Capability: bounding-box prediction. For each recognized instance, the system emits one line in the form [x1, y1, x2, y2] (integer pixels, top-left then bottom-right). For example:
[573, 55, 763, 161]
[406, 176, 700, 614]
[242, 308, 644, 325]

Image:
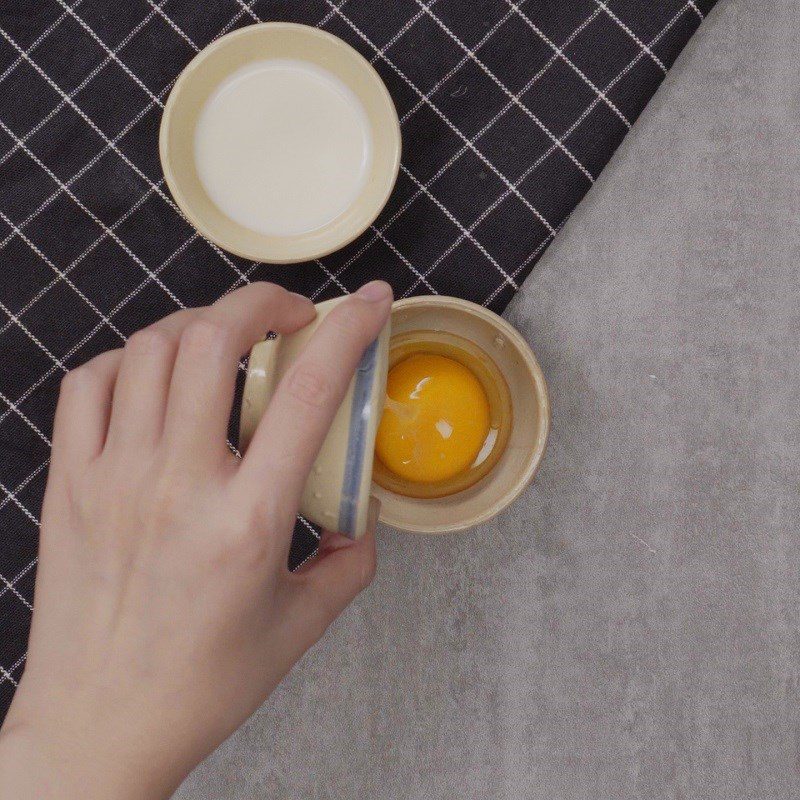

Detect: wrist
[0, 684, 186, 800]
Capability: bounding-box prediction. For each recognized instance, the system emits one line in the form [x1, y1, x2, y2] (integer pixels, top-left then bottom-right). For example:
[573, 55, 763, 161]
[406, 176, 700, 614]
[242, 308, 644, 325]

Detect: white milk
[195, 59, 372, 237]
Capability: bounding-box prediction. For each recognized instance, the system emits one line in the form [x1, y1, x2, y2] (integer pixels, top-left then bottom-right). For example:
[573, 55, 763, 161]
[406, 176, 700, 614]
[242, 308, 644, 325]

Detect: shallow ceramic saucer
[160, 22, 401, 264]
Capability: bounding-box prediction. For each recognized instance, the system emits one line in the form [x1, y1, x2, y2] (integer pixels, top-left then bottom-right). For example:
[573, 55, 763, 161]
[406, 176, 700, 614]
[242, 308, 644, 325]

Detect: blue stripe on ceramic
[338, 338, 380, 537]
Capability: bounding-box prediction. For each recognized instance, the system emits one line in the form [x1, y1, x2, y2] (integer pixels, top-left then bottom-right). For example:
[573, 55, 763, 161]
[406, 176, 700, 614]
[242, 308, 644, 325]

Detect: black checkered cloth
[0, 0, 717, 719]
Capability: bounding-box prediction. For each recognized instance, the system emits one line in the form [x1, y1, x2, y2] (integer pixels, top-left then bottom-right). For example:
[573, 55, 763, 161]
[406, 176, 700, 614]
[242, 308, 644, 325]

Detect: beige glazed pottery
[239, 297, 391, 539]
[240, 295, 550, 537]
[160, 22, 401, 263]
[375, 297, 550, 534]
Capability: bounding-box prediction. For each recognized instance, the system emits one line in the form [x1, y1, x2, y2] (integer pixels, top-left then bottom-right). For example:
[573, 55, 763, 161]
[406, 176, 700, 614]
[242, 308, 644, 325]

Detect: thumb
[287, 498, 380, 641]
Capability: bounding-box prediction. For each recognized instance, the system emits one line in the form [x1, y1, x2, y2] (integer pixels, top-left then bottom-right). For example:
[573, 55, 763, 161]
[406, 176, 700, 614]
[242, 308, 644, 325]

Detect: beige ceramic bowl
[239, 295, 550, 537]
[375, 297, 550, 534]
[160, 22, 401, 263]
[239, 297, 390, 539]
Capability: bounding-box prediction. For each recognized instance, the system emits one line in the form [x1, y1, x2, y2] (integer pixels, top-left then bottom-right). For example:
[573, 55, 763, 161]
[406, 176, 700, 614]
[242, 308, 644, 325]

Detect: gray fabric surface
[176, 3, 800, 798]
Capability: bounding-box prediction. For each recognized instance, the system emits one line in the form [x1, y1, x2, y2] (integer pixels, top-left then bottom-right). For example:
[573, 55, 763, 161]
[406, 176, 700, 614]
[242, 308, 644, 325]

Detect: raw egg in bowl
[238, 295, 549, 537]
[373, 331, 512, 498]
[373, 296, 549, 534]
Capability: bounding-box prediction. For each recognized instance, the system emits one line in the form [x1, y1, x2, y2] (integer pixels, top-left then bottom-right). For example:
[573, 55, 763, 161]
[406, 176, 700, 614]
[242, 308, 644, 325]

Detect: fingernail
[356, 281, 392, 303]
[367, 496, 381, 528]
[289, 291, 313, 304]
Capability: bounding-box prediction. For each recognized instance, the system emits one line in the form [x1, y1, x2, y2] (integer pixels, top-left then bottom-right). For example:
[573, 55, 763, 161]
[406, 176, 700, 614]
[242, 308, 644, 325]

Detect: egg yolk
[375, 353, 491, 484]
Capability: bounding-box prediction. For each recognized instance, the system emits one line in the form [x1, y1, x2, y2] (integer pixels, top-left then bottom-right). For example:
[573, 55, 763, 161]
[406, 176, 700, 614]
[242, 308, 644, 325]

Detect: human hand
[0, 280, 393, 799]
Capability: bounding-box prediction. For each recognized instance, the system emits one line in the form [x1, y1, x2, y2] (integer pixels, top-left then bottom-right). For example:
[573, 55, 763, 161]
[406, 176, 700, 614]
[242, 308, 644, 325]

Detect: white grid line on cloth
[0, 68, 351, 437]
[594, 1, 667, 73]
[234, 0, 446, 294]
[0, 460, 48, 514]
[0, 1, 698, 455]
[400, 163, 519, 290]
[233, 0, 344, 31]
[0, 205, 126, 344]
[367, 2, 433, 63]
[298, 516, 322, 542]
[54, 0, 164, 106]
[326, 0, 559, 272]
[0, 570, 33, 611]
[688, 1, 704, 18]
[313, 0, 346, 31]
[0, 177, 164, 337]
[0, 2, 163, 171]
[0, 654, 27, 689]
[0, 0, 83, 86]
[0, 469, 44, 525]
[0, 117, 186, 309]
[483, 222, 564, 306]
[0, 225, 198, 433]
[0, 666, 18, 688]
[0, 559, 39, 603]
[0, 384, 53, 449]
[394, 7, 608, 300]
[373, 227, 438, 293]
[233, 0, 262, 24]
[146, 0, 205, 50]
[0, 23, 251, 287]
[0, 0, 270, 328]
[478, 0, 698, 305]
[414, 0, 595, 183]
[0, 292, 67, 375]
[504, 0, 631, 129]
[314, 2, 603, 301]
[307, 0, 527, 299]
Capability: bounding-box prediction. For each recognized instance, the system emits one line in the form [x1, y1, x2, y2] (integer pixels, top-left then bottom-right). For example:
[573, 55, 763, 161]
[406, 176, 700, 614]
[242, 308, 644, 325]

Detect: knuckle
[126, 326, 173, 356]
[327, 303, 366, 339]
[147, 472, 186, 529]
[252, 282, 283, 304]
[244, 494, 281, 532]
[180, 317, 229, 352]
[59, 349, 121, 395]
[286, 365, 333, 409]
[69, 469, 102, 520]
[59, 366, 89, 394]
[214, 505, 277, 567]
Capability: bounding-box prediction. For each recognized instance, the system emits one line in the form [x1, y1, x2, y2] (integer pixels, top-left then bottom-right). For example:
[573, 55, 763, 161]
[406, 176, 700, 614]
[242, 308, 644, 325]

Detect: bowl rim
[377, 296, 551, 534]
[159, 21, 401, 264]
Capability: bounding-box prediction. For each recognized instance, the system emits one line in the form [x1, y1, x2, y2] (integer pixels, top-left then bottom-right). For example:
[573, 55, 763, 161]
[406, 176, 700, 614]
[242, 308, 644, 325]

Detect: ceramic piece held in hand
[239, 295, 550, 537]
[160, 22, 401, 263]
[239, 297, 390, 539]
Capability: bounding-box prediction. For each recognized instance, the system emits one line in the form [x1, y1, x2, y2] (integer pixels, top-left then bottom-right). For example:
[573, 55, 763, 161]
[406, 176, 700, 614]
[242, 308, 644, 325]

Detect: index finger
[236, 281, 392, 526]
